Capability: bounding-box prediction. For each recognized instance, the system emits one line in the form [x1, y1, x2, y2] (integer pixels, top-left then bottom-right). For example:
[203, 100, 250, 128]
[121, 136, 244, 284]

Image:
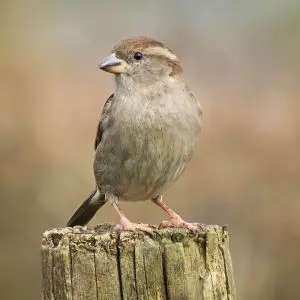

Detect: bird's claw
[115, 221, 154, 233]
[159, 218, 199, 232]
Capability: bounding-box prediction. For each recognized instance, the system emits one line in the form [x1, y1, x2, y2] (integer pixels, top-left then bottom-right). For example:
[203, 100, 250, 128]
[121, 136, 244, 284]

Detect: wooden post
[41, 224, 236, 300]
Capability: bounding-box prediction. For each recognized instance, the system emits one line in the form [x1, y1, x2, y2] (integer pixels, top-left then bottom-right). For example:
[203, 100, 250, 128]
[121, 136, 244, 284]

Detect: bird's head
[98, 37, 182, 87]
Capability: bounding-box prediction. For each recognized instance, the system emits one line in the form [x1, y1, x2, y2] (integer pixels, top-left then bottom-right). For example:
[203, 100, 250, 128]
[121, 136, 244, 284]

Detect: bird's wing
[94, 94, 114, 150]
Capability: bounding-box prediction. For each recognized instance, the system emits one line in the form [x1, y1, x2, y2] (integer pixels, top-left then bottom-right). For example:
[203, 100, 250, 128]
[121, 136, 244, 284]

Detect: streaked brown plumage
[67, 37, 202, 231]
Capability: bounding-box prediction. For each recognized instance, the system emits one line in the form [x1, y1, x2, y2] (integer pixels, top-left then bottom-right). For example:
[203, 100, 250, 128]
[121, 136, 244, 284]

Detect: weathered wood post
[41, 224, 236, 300]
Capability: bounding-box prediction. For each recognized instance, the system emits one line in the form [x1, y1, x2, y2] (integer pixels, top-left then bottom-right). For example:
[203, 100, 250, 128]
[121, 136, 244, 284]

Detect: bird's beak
[98, 53, 128, 74]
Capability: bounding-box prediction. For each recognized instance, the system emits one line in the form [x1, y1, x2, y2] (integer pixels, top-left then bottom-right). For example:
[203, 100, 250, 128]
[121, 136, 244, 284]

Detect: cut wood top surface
[42, 223, 229, 249]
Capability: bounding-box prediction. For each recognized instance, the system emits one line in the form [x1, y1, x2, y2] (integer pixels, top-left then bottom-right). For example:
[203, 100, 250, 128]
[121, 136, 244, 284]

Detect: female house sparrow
[67, 37, 202, 232]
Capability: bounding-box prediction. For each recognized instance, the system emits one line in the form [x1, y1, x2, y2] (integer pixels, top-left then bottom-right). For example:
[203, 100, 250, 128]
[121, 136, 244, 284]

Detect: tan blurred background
[1, 1, 300, 299]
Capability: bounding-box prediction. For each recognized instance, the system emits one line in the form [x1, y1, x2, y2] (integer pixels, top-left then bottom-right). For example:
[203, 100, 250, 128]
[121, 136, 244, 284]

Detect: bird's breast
[94, 90, 201, 201]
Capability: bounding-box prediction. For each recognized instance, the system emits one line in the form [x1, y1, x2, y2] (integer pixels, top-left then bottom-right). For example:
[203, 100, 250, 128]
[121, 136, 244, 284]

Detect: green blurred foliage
[0, 1, 300, 299]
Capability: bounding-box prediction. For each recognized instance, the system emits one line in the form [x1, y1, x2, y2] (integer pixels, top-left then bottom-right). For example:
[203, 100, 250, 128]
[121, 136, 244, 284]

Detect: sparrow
[67, 37, 202, 232]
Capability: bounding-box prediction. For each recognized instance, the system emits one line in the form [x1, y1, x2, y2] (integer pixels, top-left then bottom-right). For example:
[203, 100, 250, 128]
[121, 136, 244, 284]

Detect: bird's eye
[134, 52, 144, 60]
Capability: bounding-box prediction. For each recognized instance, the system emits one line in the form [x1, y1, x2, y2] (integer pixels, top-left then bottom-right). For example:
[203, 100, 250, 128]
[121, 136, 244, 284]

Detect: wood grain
[41, 224, 236, 300]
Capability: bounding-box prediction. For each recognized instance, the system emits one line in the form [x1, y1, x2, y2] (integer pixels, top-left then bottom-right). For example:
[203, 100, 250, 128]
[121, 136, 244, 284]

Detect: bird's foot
[113, 201, 154, 233]
[152, 195, 200, 232]
[159, 214, 199, 232]
[115, 216, 154, 233]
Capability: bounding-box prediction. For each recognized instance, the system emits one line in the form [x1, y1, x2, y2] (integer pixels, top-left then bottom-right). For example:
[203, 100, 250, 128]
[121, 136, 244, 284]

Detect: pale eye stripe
[143, 47, 178, 61]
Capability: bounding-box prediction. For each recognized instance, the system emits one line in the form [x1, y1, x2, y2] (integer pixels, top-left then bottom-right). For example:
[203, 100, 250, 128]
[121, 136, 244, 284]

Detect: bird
[67, 37, 202, 232]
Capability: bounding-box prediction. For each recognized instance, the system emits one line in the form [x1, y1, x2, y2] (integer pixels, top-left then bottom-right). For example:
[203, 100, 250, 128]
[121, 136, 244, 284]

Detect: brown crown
[113, 37, 182, 77]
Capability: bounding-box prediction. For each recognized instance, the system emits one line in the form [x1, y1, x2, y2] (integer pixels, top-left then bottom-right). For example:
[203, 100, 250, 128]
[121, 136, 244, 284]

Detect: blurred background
[1, 0, 299, 299]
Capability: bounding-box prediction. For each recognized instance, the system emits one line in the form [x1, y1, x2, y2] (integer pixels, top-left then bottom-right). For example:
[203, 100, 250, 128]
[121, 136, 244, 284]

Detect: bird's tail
[67, 189, 106, 227]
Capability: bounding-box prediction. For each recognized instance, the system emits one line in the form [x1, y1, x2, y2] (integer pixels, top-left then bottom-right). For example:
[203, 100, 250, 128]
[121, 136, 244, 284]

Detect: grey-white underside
[94, 80, 202, 202]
